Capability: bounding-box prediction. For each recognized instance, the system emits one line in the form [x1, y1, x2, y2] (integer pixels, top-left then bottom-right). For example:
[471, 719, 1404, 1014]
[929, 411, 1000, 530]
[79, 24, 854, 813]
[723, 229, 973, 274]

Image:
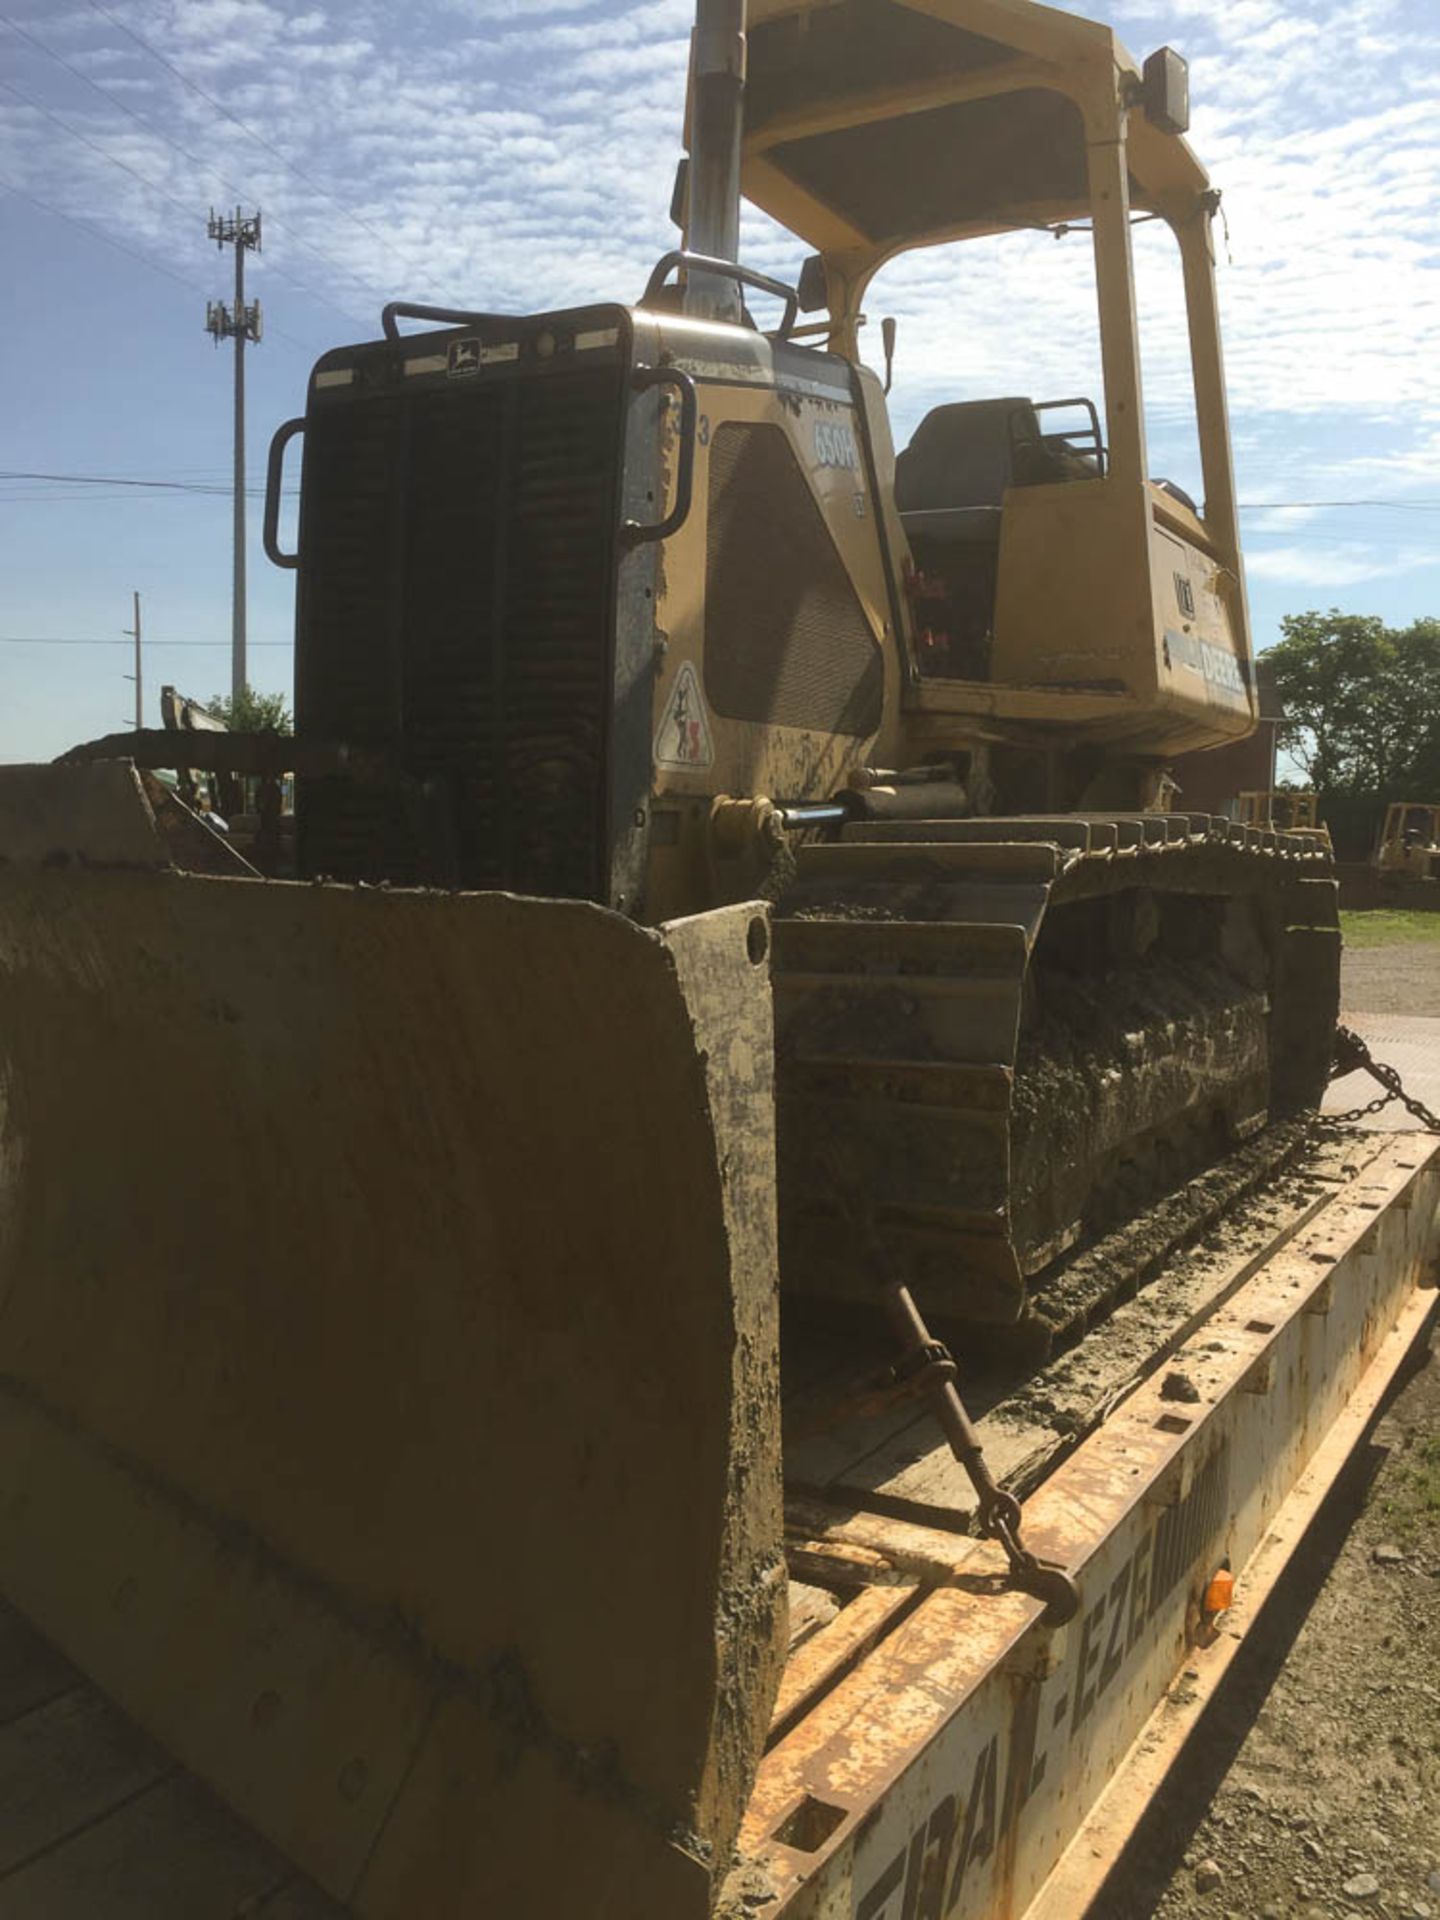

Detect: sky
[1, 0, 1437, 764]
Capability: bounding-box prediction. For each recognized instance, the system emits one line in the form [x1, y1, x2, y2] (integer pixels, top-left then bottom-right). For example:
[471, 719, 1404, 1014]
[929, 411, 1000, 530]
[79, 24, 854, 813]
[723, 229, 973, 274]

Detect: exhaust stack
[685, 0, 746, 321]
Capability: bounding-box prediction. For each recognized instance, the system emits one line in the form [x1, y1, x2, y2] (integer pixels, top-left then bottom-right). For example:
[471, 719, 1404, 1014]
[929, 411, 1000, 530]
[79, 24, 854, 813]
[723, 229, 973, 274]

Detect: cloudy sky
[1, 0, 1436, 762]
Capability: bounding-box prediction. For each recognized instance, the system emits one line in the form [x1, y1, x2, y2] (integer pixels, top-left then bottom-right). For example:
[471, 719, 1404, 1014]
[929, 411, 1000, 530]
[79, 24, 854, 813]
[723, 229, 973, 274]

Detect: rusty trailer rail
[729, 1134, 1439, 1920]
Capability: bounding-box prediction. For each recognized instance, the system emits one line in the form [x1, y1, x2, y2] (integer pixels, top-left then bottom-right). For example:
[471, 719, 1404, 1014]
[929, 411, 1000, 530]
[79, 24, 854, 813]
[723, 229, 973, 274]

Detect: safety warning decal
[654, 660, 715, 771]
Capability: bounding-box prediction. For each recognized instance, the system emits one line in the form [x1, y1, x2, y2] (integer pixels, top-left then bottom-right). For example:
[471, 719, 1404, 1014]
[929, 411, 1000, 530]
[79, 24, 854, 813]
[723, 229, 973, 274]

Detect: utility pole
[123, 590, 142, 728]
[206, 207, 262, 709]
[129, 590, 141, 728]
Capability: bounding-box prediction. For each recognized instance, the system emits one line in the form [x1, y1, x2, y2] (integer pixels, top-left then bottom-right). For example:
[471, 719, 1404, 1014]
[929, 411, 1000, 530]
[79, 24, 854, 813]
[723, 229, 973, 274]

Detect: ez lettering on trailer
[854, 1446, 1230, 1920]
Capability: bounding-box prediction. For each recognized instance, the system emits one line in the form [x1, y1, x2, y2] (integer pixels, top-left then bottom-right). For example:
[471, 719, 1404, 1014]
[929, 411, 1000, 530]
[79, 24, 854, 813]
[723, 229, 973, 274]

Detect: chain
[820, 1145, 1080, 1625]
[878, 1275, 1080, 1626]
[1323, 1023, 1440, 1132]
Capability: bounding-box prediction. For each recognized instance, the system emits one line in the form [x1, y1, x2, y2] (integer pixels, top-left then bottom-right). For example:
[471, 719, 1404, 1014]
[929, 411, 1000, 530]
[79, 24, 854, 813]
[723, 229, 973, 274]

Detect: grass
[1377, 1430, 1440, 1545]
[1340, 909, 1440, 949]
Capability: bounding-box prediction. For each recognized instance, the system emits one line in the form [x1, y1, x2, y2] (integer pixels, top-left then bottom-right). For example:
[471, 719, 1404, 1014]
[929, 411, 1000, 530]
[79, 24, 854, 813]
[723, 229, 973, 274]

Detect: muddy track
[779, 1124, 1379, 1540]
[771, 812, 1339, 1347]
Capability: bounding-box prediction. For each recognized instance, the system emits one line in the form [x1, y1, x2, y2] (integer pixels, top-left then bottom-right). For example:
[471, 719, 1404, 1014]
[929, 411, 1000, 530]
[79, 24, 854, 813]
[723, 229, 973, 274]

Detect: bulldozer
[51, 0, 1340, 1335]
[0, 0, 1347, 1913]
[1237, 788, 1322, 835]
[1372, 799, 1440, 891]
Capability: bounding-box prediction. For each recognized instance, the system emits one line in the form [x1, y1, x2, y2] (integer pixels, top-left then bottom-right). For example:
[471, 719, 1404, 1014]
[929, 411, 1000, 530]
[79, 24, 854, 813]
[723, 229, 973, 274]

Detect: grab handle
[263, 416, 304, 570]
[621, 367, 697, 546]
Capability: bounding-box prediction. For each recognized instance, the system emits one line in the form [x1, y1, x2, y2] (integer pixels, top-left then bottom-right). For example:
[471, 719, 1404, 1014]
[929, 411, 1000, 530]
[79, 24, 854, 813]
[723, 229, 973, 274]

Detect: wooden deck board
[0, 1603, 82, 1726]
[0, 1774, 293, 1917]
[0, 1603, 344, 1917]
[0, 1687, 171, 1879]
[785, 1580, 843, 1653]
[248, 1877, 351, 1917]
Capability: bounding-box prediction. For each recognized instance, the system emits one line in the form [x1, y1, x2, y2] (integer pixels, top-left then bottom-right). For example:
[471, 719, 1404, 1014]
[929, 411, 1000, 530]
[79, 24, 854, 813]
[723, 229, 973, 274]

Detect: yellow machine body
[1238, 789, 1321, 833]
[706, 0, 1252, 757]
[1373, 800, 1440, 881]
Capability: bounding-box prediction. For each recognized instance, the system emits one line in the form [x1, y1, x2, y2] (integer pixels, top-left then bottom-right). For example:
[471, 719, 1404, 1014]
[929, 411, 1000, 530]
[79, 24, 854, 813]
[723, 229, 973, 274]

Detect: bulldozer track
[778, 1115, 1335, 1490]
[772, 812, 1340, 1344]
[1017, 1115, 1319, 1359]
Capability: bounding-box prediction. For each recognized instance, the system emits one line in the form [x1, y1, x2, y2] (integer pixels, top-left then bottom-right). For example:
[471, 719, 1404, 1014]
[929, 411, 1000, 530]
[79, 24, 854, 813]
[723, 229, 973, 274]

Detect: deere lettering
[853, 1446, 1230, 1920]
[1165, 627, 1247, 698]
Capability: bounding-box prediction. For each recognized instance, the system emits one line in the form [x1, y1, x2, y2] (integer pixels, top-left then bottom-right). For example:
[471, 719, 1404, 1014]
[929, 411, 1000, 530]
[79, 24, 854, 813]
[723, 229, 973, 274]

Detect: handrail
[380, 301, 508, 341]
[640, 251, 799, 338]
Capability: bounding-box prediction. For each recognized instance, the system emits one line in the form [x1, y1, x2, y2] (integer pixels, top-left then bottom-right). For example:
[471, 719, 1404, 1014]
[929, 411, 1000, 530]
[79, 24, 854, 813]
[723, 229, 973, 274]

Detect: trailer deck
[732, 1129, 1439, 1918]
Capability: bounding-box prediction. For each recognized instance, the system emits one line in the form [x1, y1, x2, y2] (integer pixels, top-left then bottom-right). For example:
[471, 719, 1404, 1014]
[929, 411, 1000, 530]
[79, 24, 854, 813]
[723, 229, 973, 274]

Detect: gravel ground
[1102, 933, 1440, 1919]
[1103, 1337, 1440, 1920]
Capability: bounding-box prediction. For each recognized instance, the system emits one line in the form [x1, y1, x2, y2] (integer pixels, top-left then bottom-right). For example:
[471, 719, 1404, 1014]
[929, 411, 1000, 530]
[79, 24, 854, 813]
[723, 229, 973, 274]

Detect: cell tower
[205, 207, 263, 708]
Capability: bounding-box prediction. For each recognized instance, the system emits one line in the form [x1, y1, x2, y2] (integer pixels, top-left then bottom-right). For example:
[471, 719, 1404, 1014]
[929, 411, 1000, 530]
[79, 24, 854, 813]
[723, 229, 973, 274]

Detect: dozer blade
[0, 762, 785, 1919]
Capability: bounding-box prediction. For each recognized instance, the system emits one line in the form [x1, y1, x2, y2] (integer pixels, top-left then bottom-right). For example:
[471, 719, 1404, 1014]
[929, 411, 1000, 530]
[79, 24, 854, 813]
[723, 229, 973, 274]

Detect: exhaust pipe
[685, 0, 746, 321]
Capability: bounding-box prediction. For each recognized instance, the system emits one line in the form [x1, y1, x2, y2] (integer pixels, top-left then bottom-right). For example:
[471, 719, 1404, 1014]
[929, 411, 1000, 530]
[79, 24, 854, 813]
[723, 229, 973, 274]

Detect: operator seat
[895, 397, 1102, 516]
[896, 399, 1048, 681]
[895, 398, 1042, 515]
[896, 398, 1107, 679]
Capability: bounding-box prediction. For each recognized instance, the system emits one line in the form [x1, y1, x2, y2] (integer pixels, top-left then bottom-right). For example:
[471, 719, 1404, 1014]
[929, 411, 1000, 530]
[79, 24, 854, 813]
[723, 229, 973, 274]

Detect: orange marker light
[1203, 1564, 1235, 1618]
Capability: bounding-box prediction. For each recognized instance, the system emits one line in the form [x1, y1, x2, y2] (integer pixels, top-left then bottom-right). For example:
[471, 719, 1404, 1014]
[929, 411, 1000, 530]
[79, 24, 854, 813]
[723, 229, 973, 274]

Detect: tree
[205, 685, 293, 734]
[1266, 611, 1440, 800]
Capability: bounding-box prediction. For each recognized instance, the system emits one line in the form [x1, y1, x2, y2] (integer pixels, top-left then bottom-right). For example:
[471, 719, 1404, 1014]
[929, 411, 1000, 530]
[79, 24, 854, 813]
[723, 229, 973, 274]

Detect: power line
[6, 470, 1440, 515]
[0, 179, 209, 293]
[0, 139, 322, 358]
[0, 494, 302, 506]
[1, 74, 217, 229]
[0, 492, 209, 502]
[0, 471, 301, 503]
[80, 0, 439, 294]
[1238, 500, 1440, 512]
[0, 10, 386, 330]
[0, 645, 293, 652]
[0, 171, 310, 356]
[3, 470, 246, 494]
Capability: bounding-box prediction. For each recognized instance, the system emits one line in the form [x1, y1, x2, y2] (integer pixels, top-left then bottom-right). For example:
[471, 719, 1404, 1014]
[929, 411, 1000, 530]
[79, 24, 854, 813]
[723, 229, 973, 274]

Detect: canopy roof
[736, 0, 1208, 267]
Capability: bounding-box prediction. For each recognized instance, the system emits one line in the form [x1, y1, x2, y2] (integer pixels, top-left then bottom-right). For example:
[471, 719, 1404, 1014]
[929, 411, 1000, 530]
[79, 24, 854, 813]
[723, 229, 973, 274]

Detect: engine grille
[295, 338, 627, 899]
[704, 420, 883, 736]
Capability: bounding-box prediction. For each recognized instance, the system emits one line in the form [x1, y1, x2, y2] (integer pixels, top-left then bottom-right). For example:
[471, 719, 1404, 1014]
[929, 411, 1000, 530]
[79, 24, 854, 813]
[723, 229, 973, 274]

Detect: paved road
[1323, 1010, 1440, 1130]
